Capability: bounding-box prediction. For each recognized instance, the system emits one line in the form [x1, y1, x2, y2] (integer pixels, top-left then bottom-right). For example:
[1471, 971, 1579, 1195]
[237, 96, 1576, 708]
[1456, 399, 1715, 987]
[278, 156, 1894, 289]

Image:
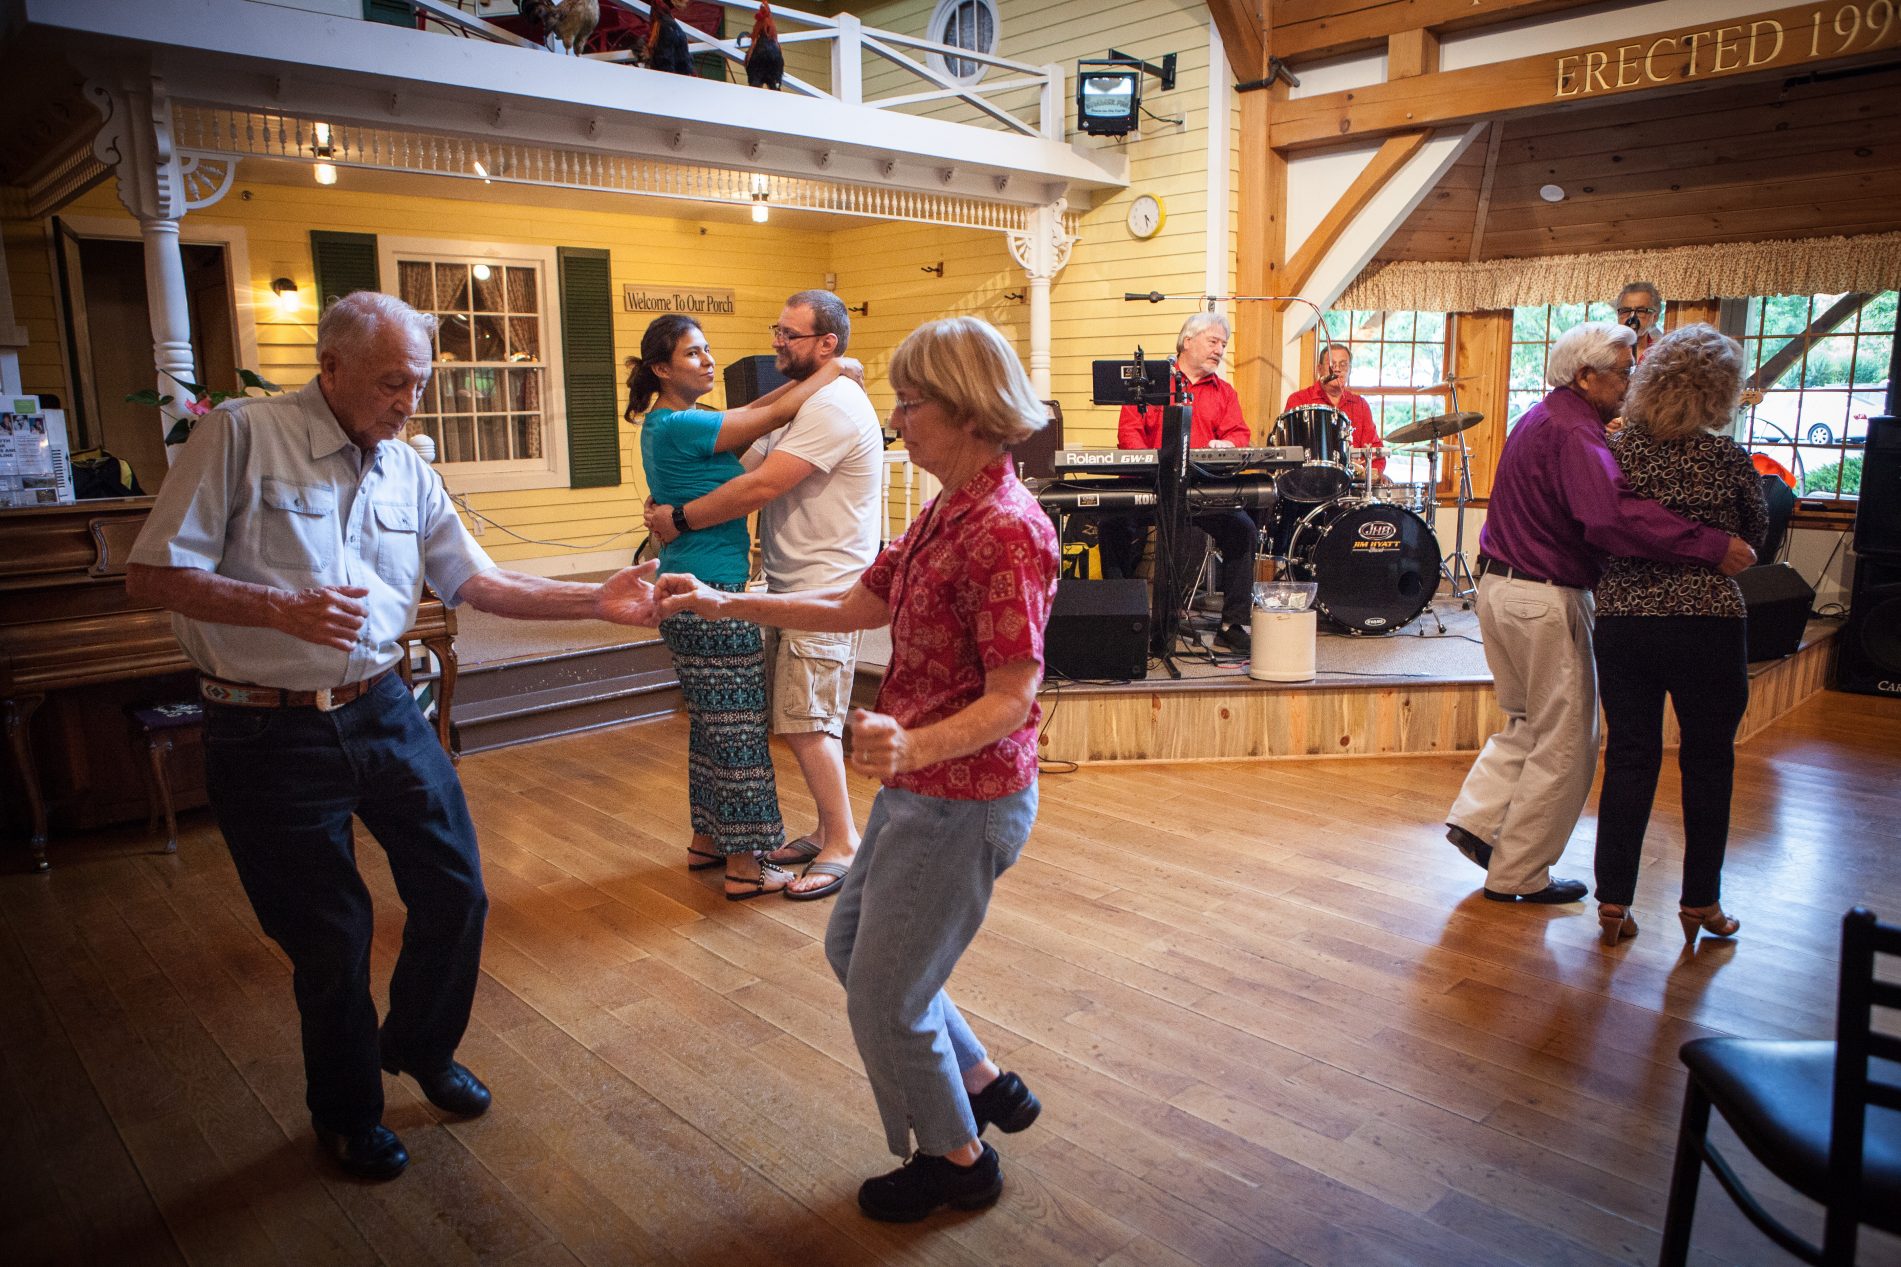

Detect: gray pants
[1448, 573, 1599, 895]
[825, 783, 1038, 1157]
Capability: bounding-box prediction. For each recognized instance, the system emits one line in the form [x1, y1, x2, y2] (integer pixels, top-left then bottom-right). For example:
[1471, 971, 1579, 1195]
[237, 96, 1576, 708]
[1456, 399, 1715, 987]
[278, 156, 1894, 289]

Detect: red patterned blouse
[859, 455, 1059, 800]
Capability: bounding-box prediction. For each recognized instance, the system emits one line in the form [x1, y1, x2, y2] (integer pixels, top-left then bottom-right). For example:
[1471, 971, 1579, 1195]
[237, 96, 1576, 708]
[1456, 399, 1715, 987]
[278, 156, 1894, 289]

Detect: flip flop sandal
[766, 835, 823, 867]
[724, 862, 792, 902]
[686, 847, 723, 871]
[785, 860, 851, 902]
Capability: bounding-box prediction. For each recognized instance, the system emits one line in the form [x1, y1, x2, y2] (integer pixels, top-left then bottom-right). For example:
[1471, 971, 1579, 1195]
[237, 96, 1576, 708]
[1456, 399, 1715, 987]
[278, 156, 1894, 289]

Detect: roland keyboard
[1052, 446, 1305, 474]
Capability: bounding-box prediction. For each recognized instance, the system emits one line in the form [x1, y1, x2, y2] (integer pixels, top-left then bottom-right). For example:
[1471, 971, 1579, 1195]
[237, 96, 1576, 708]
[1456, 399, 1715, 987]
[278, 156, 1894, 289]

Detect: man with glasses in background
[1616, 282, 1665, 362]
[647, 291, 881, 899]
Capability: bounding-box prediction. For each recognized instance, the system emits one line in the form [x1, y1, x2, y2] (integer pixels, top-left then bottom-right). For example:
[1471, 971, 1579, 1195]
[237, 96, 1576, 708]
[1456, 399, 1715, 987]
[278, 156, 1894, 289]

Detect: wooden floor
[5, 691, 1901, 1267]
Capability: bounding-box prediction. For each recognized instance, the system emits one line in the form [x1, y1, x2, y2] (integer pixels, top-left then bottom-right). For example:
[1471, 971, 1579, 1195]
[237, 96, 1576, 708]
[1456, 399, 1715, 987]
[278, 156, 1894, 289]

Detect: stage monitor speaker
[724, 354, 788, 407]
[1046, 578, 1148, 681]
[1835, 554, 1901, 698]
[1854, 414, 1901, 558]
[1011, 400, 1064, 480]
[1736, 563, 1815, 662]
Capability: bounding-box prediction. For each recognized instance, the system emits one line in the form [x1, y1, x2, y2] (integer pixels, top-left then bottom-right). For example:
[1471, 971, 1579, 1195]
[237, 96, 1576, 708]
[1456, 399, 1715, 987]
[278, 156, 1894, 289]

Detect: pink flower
[184, 397, 213, 416]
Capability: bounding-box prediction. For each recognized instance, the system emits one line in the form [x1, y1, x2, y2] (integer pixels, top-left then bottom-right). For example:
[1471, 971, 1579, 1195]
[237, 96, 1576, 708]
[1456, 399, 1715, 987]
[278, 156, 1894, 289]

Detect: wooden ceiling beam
[1387, 27, 1441, 80]
[1206, 0, 1269, 82]
[1270, 4, 1901, 152]
[1274, 0, 1590, 62]
[1467, 122, 1504, 263]
[1280, 129, 1430, 298]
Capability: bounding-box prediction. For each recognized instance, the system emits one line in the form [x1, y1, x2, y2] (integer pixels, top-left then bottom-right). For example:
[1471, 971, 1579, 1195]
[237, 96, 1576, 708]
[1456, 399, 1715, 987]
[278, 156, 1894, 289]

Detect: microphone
[1624, 314, 1643, 332]
[1124, 291, 1168, 304]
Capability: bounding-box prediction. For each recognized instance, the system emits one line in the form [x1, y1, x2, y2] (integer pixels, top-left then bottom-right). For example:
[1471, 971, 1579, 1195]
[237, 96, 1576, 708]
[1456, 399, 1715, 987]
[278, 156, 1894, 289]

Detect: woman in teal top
[627, 313, 860, 898]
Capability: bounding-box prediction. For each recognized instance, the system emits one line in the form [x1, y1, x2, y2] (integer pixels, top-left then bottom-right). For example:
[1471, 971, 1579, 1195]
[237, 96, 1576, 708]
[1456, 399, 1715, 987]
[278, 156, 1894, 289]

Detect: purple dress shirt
[1478, 385, 1729, 589]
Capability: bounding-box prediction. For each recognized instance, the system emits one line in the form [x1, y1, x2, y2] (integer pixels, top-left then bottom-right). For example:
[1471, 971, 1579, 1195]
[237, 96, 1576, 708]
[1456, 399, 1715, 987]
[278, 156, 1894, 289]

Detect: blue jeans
[825, 783, 1038, 1157]
[204, 672, 486, 1134]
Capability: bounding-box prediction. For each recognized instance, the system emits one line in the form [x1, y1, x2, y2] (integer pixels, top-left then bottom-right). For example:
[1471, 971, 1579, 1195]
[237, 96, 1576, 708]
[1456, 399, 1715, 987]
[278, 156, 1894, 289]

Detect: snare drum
[1377, 481, 1435, 516]
[1269, 405, 1351, 503]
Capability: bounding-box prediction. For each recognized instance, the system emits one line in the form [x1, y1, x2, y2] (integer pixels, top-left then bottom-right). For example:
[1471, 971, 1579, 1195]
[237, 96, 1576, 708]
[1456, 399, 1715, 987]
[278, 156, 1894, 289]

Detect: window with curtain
[1312, 310, 1450, 482]
[1730, 290, 1894, 501]
[397, 254, 548, 470]
[929, 0, 998, 83]
[1507, 301, 1617, 431]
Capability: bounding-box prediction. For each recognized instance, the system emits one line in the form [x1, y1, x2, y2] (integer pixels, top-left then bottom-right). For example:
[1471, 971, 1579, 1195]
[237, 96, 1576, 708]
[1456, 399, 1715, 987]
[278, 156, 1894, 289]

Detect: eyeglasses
[1615, 306, 1657, 318]
[892, 396, 928, 416]
[769, 325, 823, 342]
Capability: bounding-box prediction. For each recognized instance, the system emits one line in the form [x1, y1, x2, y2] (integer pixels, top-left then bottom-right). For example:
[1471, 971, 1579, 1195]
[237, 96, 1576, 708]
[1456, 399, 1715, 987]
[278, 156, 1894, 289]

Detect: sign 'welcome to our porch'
[1556, 2, 1901, 98]
[622, 287, 738, 315]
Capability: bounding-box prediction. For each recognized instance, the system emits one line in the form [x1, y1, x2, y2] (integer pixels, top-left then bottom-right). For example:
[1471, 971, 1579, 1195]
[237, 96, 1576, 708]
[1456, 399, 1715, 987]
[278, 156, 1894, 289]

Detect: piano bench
[124, 700, 205, 855]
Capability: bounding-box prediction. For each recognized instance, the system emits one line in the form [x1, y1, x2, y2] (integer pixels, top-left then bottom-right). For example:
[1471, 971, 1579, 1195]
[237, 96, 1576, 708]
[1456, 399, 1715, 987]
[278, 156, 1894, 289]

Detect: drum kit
[1261, 404, 1484, 635]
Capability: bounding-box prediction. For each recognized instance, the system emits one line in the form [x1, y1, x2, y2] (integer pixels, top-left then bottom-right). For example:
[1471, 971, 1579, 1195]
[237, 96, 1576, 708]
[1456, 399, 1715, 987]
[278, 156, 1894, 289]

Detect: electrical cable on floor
[1035, 683, 1079, 775]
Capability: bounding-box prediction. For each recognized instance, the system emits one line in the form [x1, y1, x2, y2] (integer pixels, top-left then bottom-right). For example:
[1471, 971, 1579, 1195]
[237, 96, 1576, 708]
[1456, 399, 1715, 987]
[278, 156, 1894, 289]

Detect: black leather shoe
[1446, 824, 1493, 870]
[382, 1055, 492, 1118]
[1215, 624, 1251, 653]
[1484, 877, 1588, 904]
[313, 1122, 408, 1181]
[969, 1071, 1040, 1136]
[858, 1143, 1003, 1222]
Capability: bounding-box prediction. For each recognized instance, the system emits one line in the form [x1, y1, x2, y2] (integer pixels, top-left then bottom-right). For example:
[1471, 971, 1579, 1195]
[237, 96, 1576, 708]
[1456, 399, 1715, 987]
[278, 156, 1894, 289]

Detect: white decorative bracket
[85, 72, 186, 222]
[179, 153, 237, 210]
[1006, 197, 1076, 281]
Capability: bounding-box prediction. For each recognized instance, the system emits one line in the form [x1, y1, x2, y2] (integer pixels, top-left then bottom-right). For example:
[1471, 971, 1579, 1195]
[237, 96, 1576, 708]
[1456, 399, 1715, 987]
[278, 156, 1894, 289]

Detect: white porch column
[1007, 199, 1077, 399]
[86, 71, 198, 461]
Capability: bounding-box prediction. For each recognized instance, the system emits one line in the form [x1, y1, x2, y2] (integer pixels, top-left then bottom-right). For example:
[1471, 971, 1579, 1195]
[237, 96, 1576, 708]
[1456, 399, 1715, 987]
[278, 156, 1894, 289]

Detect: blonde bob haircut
[888, 316, 1047, 447]
[1623, 324, 1744, 441]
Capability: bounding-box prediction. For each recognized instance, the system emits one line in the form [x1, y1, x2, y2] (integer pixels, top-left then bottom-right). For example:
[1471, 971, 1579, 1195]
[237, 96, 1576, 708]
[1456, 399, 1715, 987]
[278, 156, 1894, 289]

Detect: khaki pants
[1448, 573, 1599, 895]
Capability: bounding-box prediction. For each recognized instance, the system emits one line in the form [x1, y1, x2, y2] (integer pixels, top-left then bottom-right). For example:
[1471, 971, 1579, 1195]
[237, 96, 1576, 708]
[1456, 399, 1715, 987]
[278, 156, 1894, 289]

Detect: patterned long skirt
[658, 602, 786, 856]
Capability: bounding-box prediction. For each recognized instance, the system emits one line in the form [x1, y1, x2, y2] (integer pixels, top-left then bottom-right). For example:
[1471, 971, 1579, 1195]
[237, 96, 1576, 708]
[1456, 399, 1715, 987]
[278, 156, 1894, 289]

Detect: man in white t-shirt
[646, 290, 882, 898]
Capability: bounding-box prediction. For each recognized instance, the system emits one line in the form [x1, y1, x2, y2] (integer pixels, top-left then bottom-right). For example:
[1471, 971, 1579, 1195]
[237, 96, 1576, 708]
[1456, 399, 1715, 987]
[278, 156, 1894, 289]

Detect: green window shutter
[363, 0, 415, 27]
[558, 247, 621, 489]
[310, 231, 380, 309]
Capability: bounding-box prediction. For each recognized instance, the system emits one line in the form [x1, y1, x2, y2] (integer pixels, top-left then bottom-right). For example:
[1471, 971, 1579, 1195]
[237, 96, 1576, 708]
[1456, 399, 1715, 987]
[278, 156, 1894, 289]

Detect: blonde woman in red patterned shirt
[656, 316, 1059, 1223]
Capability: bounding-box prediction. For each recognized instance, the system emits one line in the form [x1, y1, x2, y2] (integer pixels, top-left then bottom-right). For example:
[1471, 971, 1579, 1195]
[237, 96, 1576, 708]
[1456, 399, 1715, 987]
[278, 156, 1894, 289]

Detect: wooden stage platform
[1032, 617, 1842, 766]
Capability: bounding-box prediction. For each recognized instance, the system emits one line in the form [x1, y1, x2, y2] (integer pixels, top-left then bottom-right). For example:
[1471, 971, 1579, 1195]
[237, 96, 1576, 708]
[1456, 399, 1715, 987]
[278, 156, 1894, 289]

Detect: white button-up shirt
[129, 379, 494, 690]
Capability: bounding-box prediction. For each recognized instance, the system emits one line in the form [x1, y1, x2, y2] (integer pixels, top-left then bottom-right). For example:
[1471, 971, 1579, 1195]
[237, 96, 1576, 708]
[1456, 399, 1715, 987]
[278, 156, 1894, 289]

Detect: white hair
[1176, 311, 1232, 353]
[317, 291, 438, 360]
[1546, 321, 1636, 388]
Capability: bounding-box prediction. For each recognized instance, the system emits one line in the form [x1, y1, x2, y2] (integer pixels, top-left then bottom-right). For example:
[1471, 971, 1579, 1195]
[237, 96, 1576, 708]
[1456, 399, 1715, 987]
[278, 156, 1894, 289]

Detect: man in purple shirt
[1445, 322, 1756, 904]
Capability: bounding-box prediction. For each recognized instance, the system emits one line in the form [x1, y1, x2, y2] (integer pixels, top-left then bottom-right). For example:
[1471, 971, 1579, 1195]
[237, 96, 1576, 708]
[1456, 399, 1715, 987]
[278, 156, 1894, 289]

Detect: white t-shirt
[750, 376, 882, 593]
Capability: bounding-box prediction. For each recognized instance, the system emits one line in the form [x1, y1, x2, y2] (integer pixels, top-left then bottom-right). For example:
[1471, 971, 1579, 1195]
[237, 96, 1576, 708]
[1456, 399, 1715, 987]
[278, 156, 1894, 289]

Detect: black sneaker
[1215, 624, 1251, 653]
[858, 1143, 1003, 1222]
[1446, 824, 1493, 870]
[969, 1071, 1040, 1135]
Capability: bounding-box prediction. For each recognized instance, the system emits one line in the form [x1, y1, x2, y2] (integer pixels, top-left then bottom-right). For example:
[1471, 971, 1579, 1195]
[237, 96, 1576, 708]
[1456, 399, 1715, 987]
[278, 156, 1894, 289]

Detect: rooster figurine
[744, 2, 784, 90]
[645, 0, 696, 76]
[518, 0, 598, 56]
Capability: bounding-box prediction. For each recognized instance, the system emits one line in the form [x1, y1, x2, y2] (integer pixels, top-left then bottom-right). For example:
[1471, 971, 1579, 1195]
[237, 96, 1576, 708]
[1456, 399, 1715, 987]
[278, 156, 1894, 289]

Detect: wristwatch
[671, 504, 690, 534]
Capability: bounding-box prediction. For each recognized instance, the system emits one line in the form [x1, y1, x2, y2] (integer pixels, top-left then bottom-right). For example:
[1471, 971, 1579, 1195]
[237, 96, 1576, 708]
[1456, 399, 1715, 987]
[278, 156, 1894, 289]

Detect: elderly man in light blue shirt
[127, 291, 657, 1182]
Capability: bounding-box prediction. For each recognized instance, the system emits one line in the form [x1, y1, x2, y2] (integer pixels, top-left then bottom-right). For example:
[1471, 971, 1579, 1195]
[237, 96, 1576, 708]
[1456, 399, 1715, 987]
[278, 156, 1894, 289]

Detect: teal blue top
[639, 407, 751, 587]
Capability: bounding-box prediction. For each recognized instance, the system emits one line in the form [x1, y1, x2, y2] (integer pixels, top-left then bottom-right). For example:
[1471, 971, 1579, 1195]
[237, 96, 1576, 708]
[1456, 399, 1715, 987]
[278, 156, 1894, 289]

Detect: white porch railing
[880, 449, 936, 548]
[405, 0, 1063, 141]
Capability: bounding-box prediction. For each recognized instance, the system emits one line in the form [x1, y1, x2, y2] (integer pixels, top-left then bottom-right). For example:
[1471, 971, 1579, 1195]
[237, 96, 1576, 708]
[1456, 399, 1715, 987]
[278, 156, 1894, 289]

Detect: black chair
[1660, 907, 1901, 1265]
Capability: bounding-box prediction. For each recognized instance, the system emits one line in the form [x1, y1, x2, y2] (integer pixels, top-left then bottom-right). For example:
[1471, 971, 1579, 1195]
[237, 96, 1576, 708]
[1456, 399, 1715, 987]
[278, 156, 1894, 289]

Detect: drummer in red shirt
[1282, 343, 1386, 483]
[1105, 312, 1256, 653]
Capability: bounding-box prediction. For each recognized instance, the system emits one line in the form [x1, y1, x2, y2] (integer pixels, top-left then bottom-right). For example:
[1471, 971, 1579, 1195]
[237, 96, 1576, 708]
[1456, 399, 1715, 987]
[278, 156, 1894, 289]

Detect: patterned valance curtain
[1338, 233, 1901, 313]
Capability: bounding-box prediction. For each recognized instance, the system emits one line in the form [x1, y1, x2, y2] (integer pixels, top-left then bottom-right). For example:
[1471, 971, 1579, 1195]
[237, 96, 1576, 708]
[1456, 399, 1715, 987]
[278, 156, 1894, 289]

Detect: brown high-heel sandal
[1678, 903, 1740, 947]
[1598, 904, 1639, 947]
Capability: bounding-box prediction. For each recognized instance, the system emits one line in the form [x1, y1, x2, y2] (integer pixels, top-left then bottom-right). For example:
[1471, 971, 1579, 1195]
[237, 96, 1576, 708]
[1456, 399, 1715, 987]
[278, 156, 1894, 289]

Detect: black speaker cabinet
[1046, 578, 1149, 681]
[1737, 563, 1815, 662]
[1835, 554, 1901, 698]
[1854, 415, 1901, 558]
[1011, 400, 1064, 480]
[723, 354, 788, 406]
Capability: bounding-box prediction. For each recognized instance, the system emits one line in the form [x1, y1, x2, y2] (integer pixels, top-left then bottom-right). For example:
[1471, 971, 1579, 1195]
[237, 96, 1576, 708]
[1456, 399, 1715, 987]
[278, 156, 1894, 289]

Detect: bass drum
[1287, 499, 1441, 635]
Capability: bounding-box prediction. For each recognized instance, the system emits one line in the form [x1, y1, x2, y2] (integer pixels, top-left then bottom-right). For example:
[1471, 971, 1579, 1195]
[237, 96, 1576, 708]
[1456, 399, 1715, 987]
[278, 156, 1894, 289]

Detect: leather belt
[1478, 555, 1560, 587]
[200, 670, 389, 712]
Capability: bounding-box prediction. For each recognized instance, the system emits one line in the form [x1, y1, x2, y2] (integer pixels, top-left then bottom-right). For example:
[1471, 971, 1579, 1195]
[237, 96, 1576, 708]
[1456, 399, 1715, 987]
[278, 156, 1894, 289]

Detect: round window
[927, 0, 999, 86]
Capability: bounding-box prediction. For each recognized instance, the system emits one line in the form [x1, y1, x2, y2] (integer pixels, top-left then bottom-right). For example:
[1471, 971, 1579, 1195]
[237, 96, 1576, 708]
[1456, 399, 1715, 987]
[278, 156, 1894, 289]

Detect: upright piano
[0, 499, 458, 871]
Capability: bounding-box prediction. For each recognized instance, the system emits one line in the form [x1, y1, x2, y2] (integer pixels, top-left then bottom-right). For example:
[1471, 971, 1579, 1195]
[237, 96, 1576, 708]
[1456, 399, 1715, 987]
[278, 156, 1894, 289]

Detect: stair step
[452, 638, 680, 755]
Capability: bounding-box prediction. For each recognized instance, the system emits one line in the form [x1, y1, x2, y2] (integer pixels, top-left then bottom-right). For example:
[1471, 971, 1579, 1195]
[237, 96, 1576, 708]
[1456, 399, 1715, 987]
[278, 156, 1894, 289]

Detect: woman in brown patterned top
[1592, 325, 1769, 950]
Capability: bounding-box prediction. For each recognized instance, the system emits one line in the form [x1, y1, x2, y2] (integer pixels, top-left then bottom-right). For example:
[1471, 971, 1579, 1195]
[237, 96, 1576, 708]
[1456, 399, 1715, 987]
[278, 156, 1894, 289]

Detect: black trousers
[205, 672, 487, 1134]
[1592, 615, 1750, 908]
[1099, 508, 1257, 629]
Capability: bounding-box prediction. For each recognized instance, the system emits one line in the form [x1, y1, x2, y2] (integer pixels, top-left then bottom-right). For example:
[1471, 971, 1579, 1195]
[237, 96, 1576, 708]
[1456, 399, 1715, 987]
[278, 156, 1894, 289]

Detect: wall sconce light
[312, 121, 336, 185]
[921, 261, 944, 276]
[751, 194, 769, 224]
[270, 277, 300, 314]
[313, 162, 337, 186]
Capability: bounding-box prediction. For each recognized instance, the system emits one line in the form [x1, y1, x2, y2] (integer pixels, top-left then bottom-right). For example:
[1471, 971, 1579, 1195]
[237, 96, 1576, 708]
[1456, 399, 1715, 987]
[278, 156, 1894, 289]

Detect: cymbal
[1386, 410, 1484, 445]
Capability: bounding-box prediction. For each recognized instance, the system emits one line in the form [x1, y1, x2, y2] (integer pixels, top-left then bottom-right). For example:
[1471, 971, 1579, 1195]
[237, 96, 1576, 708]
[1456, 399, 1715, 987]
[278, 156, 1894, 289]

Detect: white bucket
[1250, 608, 1317, 682]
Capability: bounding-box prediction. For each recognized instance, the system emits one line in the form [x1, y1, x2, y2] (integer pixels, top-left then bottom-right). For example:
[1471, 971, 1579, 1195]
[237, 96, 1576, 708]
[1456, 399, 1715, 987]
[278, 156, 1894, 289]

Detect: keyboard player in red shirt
[1101, 312, 1257, 653]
